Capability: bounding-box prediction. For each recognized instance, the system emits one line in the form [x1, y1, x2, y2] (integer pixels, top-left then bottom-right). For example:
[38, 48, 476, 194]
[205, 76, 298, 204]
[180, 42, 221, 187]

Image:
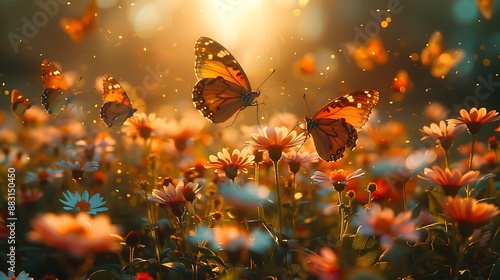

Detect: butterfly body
[306, 90, 379, 162]
[100, 74, 136, 128]
[193, 36, 259, 123]
[41, 59, 75, 116]
[11, 89, 32, 118]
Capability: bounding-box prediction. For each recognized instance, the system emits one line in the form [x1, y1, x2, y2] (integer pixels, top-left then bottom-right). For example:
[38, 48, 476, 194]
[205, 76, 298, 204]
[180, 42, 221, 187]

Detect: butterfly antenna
[256, 69, 277, 91]
[303, 94, 312, 116]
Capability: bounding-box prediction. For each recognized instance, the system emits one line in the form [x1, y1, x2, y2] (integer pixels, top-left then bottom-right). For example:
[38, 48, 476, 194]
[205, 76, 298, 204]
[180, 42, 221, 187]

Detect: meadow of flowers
[1, 1, 500, 280]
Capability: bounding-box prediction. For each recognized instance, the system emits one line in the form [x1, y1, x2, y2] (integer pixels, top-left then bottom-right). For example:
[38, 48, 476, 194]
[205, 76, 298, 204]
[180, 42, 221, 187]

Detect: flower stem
[442, 147, 449, 169]
[337, 191, 345, 244]
[273, 160, 283, 242]
[466, 134, 476, 198]
[129, 247, 134, 280]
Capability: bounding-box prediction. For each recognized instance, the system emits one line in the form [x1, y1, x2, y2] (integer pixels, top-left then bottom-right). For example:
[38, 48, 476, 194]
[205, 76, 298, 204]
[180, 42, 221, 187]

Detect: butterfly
[100, 74, 137, 128]
[305, 90, 379, 162]
[60, 0, 98, 42]
[420, 30, 465, 78]
[192, 36, 259, 123]
[11, 89, 32, 118]
[41, 59, 76, 116]
[345, 37, 389, 71]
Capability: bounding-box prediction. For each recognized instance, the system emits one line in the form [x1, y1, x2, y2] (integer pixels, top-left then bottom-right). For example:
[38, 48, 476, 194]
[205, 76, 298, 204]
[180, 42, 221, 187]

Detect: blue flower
[59, 190, 108, 215]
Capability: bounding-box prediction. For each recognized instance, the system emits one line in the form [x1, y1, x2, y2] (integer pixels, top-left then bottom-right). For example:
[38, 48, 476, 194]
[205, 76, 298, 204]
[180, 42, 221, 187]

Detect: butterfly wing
[100, 74, 137, 128]
[193, 37, 258, 123]
[60, 0, 97, 42]
[41, 59, 74, 116]
[420, 31, 443, 67]
[307, 89, 379, 162]
[11, 89, 32, 118]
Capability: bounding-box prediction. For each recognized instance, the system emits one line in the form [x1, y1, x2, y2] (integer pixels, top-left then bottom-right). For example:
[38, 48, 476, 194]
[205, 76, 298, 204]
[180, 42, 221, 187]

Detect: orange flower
[28, 213, 121, 257]
[121, 112, 168, 140]
[447, 107, 500, 135]
[311, 168, 365, 191]
[246, 126, 306, 162]
[352, 204, 419, 249]
[417, 166, 493, 196]
[205, 147, 255, 182]
[442, 196, 500, 237]
[420, 121, 465, 150]
[305, 247, 340, 280]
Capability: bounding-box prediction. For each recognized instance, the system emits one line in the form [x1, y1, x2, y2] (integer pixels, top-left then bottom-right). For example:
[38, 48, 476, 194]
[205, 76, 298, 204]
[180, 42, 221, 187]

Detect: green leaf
[426, 190, 445, 218]
[411, 203, 422, 219]
[352, 228, 378, 251]
[356, 248, 380, 268]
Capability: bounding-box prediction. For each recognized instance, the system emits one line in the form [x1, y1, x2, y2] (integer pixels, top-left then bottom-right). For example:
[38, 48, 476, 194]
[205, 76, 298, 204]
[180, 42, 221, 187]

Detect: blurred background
[1, 0, 499, 141]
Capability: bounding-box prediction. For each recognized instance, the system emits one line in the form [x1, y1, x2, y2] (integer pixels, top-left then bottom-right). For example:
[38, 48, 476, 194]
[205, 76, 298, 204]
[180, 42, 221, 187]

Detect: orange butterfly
[345, 37, 388, 71]
[420, 31, 465, 78]
[306, 90, 379, 162]
[11, 89, 32, 118]
[41, 59, 76, 116]
[100, 74, 137, 128]
[192, 36, 259, 123]
[60, 0, 98, 42]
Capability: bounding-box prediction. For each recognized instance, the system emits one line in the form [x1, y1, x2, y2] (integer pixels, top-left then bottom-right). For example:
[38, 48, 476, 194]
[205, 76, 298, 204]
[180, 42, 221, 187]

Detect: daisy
[447, 107, 500, 135]
[282, 150, 319, 174]
[0, 271, 33, 280]
[24, 167, 63, 186]
[246, 126, 306, 162]
[148, 181, 198, 219]
[28, 212, 121, 257]
[55, 160, 99, 181]
[205, 147, 255, 182]
[420, 121, 465, 150]
[121, 112, 169, 140]
[352, 203, 419, 249]
[417, 165, 494, 196]
[305, 247, 340, 280]
[442, 196, 500, 237]
[164, 112, 206, 152]
[59, 190, 108, 215]
[311, 168, 365, 191]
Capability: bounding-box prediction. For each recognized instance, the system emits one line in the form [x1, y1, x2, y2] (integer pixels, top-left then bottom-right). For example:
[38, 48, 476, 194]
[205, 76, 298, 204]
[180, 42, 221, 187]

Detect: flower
[0, 271, 34, 280]
[205, 147, 255, 181]
[148, 181, 198, 218]
[352, 204, 419, 249]
[121, 112, 168, 140]
[417, 166, 494, 196]
[28, 212, 121, 257]
[19, 188, 44, 205]
[164, 112, 206, 152]
[59, 190, 108, 215]
[311, 168, 365, 191]
[55, 160, 99, 180]
[420, 120, 465, 150]
[282, 150, 319, 174]
[24, 167, 63, 186]
[246, 126, 306, 162]
[442, 196, 500, 237]
[305, 247, 340, 280]
[447, 107, 500, 135]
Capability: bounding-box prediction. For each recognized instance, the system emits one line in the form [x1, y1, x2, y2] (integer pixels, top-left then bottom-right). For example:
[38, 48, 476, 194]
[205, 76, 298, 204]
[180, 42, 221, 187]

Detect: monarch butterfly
[306, 89, 379, 162]
[11, 89, 32, 118]
[420, 30, 464, 78]
[60, 0, 98, 42]
[41, 59, 75, 116]
[100, 74, 137, 128]
[192, 36, 259, 123]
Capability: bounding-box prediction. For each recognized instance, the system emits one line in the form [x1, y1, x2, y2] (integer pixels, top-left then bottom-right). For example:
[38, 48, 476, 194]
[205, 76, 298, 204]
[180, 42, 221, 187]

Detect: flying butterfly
[420, 30, 465, 78]
[100, 74, 137, 128]
[192, 36, 260, 123]
[305, 89, 379, 162]
[60, 0, 98, 42]
[41, 59, 76, 116]
[11, 89, 32, 118]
